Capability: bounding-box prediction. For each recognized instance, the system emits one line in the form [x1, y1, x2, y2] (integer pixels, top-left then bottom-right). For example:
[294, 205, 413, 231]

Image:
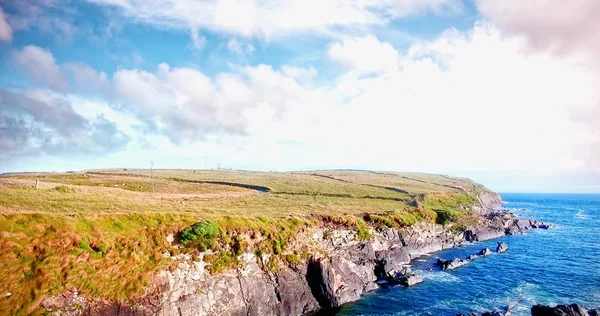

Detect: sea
[333, 193, 600, 315]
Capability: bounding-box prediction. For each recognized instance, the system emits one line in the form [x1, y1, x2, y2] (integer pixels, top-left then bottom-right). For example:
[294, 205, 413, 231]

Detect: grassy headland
[0, 169, 491, 314]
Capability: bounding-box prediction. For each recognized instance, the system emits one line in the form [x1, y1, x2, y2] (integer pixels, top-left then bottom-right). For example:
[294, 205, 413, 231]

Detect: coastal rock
[496, 242, 508, 253]
[479, 248, 493, 256]
[531, 303, 591, 316]
[467, 247, 493, 260]
[382, 266, 424, 287]
[482, 310, 504, 316]
[437, 258, 469, 270]
[43, 207, 552, 316]
[397, 273, 424, 287]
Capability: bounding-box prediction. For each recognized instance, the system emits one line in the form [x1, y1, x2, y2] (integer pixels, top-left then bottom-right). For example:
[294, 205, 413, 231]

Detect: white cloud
[111, 62, 326, 143]
[63, 62, 110, 95]
[190, 27, 206, 50]
[0, 7, 12, 42]
[475, 0, 600, 58]
[87, 0, 463, 44]
[328, 35, 400, 74]
[14, 45, 67, 92]
[227, 37, 254, 55]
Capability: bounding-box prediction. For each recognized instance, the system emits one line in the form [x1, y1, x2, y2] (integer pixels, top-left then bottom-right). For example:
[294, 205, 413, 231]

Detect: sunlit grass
[0, 169, 490, 314]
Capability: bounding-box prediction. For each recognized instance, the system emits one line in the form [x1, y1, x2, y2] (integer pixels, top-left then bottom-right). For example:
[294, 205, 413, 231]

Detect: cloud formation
[0, 88, 129, 159]
[475, 0, 600, 58]
[328, 35, 400, 74]
[87, 0, 463, 45]
[14, 45, 68, 92]
[0, 7, 12, 41]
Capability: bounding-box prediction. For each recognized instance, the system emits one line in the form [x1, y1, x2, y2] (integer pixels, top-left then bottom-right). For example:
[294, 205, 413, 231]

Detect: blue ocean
[335, 193, 600, 315]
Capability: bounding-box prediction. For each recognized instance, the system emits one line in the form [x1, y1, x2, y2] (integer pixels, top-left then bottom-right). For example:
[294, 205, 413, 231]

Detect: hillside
[0, 169, 498, 314]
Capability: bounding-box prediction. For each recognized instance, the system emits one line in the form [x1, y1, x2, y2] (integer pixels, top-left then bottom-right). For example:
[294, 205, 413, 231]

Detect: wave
[421, 271, 461, 283]
[475, 282, 543, 316]
[575, 210, 588, 220]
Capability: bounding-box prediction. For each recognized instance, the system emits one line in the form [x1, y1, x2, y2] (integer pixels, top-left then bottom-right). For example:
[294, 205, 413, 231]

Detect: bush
[179, 221, 219, 250]
[54, 185, 75, 193]
[434, 209, 462, 225]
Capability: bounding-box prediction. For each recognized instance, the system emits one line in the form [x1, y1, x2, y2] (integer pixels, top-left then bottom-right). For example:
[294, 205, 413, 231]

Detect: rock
[505, 227, 520, 235]
[531, 303, 590, 316]
[589, 310, 599, 316]
[496, 242, 508, 253]
[466, 248, 492, 261]
[482, 310, 504, 316]
[375, 246, 411, 279]
[538, 223, 552, 229]
[384, 266, 424, 287]
[478, 248, 492, 256]
[467, 254, 480, 261]
[437, 258, 469, 270]
[397, 273, 424, 286]
[464, 230, 478, 242]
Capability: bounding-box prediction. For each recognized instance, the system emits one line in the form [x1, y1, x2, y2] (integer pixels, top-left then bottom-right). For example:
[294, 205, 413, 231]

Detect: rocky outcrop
[42, 208, 551, 316]
[458, 304, 598, 316]
[467, 247, 492, 260]
[531, 304, 597, 316]
[437, 258, 470, 270]
[496, 242, 508, 253]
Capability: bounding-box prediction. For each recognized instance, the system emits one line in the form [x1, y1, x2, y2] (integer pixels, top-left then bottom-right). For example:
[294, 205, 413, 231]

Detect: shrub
[179, 221, 219, 250]
[434, 209, 463, 225]
[54, 185, 75, 193]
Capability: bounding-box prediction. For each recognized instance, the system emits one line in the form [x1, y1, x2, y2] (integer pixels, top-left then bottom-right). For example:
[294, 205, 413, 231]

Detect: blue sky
[0, 0, 599, 193]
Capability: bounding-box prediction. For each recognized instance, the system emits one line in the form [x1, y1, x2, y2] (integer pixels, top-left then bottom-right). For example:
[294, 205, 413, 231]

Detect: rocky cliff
[42, 192, 552, 316]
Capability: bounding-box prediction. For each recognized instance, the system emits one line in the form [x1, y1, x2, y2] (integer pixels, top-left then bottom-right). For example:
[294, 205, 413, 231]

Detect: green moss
[283, 253, 301, 265]
[356, 218, 372, 240]
[204, 250, 238, 274]
[179, 221, 219, 250]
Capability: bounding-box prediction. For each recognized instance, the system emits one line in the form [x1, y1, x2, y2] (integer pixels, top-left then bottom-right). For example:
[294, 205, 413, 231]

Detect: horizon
[1, 1, 599, 193]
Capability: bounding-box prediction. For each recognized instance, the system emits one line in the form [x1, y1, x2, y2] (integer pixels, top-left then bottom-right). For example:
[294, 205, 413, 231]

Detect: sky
[0, 0, 599, 193]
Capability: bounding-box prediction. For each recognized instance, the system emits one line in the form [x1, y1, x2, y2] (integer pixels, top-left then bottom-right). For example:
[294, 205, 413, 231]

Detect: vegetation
[0, 169, 492, 314]
[179, 220, 219, 249]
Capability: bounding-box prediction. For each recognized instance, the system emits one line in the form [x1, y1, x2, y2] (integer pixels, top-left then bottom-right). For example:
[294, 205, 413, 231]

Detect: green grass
[0, 169, 495, 314]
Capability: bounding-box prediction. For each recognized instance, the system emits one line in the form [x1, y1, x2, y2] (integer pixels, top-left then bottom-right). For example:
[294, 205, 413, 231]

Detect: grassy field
[0, 169, 490, 314]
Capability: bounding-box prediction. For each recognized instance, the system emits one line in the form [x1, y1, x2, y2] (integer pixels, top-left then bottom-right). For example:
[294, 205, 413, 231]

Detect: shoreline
[42, 193, 553, 315]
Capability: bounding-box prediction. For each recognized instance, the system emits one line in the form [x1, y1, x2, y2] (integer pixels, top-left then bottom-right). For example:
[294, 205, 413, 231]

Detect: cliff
[0, 170, 534, 315]
[44, 193, 548, 316]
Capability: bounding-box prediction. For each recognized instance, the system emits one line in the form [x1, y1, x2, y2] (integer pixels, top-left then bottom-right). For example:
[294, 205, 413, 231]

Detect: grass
[0, 169, 494, 314]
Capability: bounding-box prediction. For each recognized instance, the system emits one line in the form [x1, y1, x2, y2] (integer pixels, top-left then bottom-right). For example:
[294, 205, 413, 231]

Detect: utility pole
[150, 161, 155, 194]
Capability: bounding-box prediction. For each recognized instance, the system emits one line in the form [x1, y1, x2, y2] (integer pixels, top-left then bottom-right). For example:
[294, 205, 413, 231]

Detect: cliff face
[62, 198, 553, 316]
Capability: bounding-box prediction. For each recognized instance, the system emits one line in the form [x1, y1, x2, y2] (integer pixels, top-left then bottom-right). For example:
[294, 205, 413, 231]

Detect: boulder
[437, 258, 469, 270]
[496, 242, 508, 253]
[478, 248, 492, 256]
[482, 310, 504, 316]
[397, 273, 424, 287]
[505, 227, 520, 235]
[467, 254, 480, 261]
[531, 304, 589, 316]
[467, 248, 493, 261]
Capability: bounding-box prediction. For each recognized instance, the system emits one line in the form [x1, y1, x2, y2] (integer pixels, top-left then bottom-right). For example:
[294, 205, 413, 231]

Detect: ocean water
[333, 193, 600, 315]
